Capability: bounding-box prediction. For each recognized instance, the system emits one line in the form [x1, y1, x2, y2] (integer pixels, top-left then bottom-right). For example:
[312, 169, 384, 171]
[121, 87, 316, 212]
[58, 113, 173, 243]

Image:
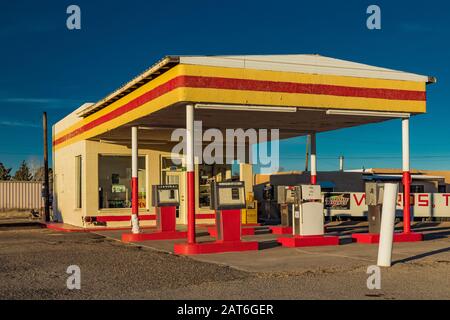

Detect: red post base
[207, 226, 255, 238]
[277, 235, 340, 247]
[122, 231, 187, 242]
[269, 226, 293, 234]
[352, 232, 423, 244]
[122, 205, 187, 242]
[174, 240, 259, 255]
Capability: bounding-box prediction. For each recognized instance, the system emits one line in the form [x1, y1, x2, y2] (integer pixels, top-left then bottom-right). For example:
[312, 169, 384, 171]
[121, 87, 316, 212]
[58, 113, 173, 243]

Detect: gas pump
[122, 184, 187, 242]
[208, 189, 260, 237]
[352, 182, 423, 243]
[352, 182, 391, 243]
[152, 184, 181, 233]
[174, 181, 258, 255]
[268, 186, 295, 234]
[365, 182, 384, 234]
[278, 184, 340, 247]
[292, 185, 325, 236]
[211, 181, 248, 241]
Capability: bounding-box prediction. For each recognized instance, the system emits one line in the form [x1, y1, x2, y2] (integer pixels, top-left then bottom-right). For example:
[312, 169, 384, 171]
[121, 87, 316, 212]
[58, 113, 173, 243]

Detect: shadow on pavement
[258, 239, 281, 250]
[392, 246, 450, 265]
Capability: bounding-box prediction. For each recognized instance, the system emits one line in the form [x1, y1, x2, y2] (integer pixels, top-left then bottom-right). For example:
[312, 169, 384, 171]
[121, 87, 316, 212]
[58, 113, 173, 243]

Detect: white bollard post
[377, 183, 399, 267]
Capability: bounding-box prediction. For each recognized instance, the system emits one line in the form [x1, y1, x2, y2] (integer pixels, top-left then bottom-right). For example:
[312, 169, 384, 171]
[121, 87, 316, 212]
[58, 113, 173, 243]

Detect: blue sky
[0, 0, 449, 172]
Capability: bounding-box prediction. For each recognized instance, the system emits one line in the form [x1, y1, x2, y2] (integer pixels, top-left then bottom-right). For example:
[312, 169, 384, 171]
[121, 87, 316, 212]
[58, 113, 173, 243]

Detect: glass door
[165, 171, 186, 224]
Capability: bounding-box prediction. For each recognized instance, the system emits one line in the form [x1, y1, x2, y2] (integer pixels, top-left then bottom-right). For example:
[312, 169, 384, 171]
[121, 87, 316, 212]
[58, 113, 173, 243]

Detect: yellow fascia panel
[181, 87, 426, 113]
[54, 65, 185, 141]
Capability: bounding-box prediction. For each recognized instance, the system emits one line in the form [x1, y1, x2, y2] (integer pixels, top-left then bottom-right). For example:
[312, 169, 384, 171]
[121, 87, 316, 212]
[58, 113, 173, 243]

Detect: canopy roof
[54, 54, 435, 151]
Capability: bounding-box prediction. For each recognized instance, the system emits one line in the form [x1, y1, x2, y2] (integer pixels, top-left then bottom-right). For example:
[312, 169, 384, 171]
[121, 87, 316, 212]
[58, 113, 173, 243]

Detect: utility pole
[304, 134, 310, 172]
[43, 112, 50, 222]
[339, 155, 344, 172]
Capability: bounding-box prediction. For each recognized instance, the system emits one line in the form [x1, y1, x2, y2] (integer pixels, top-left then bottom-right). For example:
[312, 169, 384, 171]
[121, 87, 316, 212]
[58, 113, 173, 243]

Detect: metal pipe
[326, 109, 410, 118]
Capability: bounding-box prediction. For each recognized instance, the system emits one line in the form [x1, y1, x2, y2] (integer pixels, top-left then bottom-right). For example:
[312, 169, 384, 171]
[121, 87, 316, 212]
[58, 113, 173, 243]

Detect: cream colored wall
[240, 163, 253, 196]
[54, 140, 162, 227]
[53, 140, 87, 226]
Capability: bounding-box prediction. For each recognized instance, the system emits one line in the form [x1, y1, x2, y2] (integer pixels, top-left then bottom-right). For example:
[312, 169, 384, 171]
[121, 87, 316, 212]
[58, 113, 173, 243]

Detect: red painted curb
[207, 226, 256, 238]
[269, 226, 293, 235]
[352, 232, 423, 244]
[277, 235, 340, 247]
[122, 231, 188, 242]
[174, 241, 259, 255]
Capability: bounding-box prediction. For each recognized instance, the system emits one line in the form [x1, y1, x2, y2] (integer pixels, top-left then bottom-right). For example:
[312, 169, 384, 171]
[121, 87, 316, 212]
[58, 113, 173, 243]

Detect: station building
[52, 54, 435, 234]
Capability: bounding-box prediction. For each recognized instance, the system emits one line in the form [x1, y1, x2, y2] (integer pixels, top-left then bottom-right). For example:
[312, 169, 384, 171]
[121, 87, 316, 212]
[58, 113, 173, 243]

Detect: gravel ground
[0, 228, 249, 299]
[0, 228, 449, 300]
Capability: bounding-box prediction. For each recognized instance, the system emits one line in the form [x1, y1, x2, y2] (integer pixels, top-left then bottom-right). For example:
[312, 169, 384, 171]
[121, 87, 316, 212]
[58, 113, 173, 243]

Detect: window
[198, 164, 233, 208]
[438, 185, 447, 193]
[410, 185, 424, 193]
[75, 156, 82, 208]
[98, 155, 146, 209]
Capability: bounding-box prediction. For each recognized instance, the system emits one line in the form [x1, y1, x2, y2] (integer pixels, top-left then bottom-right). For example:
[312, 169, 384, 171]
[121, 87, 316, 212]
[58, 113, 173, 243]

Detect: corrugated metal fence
[0, 181, 43, 211]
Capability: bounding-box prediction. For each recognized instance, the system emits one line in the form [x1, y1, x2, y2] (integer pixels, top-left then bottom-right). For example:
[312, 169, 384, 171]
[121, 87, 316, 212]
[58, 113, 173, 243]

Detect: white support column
[131, 126, 140, 234]
[339, 156, 344, 172]
[402, 119, 410, 172]
[186, 104, 196, 244]
[402, 118, 411, 233]
[310, 133, 317, 184]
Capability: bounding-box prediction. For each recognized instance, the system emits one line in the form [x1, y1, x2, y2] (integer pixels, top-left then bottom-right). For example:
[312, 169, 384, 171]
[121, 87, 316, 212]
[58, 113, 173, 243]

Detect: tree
[14, 160, 33, 181]
[32, 166, 46, 181]
[0, 162, 12, 180]
[32, 166, 53, 185]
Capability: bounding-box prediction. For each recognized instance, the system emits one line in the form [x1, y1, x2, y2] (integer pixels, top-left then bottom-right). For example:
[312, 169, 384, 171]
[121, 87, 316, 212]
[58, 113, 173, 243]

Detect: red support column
[186, 104, 196, 244]
[131, 126, 140, 234]
[187, 171, 195, 243]
[403, 171, 412, 233]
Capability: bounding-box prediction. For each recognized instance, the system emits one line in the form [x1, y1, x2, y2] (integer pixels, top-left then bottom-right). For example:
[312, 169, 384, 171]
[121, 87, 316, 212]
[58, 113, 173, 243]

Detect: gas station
[52, 54, 435, 255]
